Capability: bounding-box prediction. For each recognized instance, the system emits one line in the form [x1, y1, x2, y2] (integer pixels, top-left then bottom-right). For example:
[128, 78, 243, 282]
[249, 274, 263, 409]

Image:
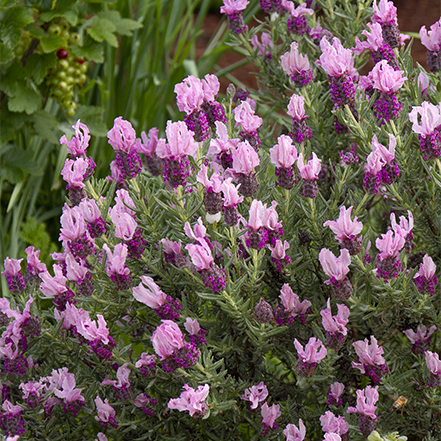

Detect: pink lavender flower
[375, 228, 406, 280]
[326, 382, 345, 407]
[2, 257, 26, 293]
[0, 400, 24, 437]
[101, 363, 132, 401]
[244, 199, 268, 250]
[409, 101, 441, 160]
[161, 238, 187, 268]
[241, 381, 268, 409]
[60, 120, 90, 157]
[404, 324, 437, 355]
[316, 37, 357, 112]
[275, 284, 311, 326]
[61, 157, 88, 206]
[23, 246, 47, 286]
[347, 385, 379, 437]
[293, 337, 327, 377]
[261, 402, 281, 432]
[168, 384, 210, 418]
[269, 240, 291, 272]
[413, 254, 437, 295]
[251, 32, 273, 59]
[222, 178, 244, 226]
[297, 152, 321, 198]
[95, 396, 118, 428]
[323, 434, 342, 441]
[136, 127, 165, 176]
[135, 352, 157, 377]
[281, 42, 313, 87]
[53, 372, 85, 416]
[186, 239, 227, 292]
[233, 101, 263, 151]
[109, 211, 137, 246]
[79, 198, 106, 238]
[371, 0, 400, 47]
[184, 317, 207, 347]
[270, 134, 298, 189]
[65, 252, 93, 297]
[133, 393, 157, 416]
[221, 0, 249, 34]
[310, 21, 334, 46]
[197, 163, 224, 215]
[107, 117, 142, 180]
[425, 351, 441, 387]
[231, 141, 260, 197]
[133, 276, 181, 320]
[19, 380, 45, 407]
[318, 248, 352, 300]
[285, 3, 314, 35]
[363, 134, 400, 193]
[208, 121, 239, 169]
[102, 243, 132, 291]
[320, 410, 349, 436]
[287, 95, 311, 144]
[283, 419, 306, 441]
[324, 206, 363, 255]
[262, 201, 284, 246]
[320, 299, 350, 350]
[370, 60, 406, 124]
[420, 19, 441, 72]
[40, 264, 75, 310]
[156, 120, 199, 188]
[352, 335, 389, 382]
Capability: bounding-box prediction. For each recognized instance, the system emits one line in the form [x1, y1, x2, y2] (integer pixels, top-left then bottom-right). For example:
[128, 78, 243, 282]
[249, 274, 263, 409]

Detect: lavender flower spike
[326, 382, 345, 407]
[281, 42, 313, 87]
[352, 335, 389, 382]
[2, 257, 26, 293]
[318, 248, 352, 301]
[168, 384, 210, 418]
[241, 381, 268, 409]
[287, 95, 311, 144]
[220, 0, 249, 35]
[60, 119, 90, 158]
[320, 299, 350, 350]
[375, 228, 406, 280]
[297, 152, 321, 198]
[261, 402, 281, 433]
[293, 337, 327, 377]
[372, 0, 400, 48]
[231, 141, 260, 197]
[420, 18, 441, 72]
[320, 410, 349, 437]
[414, 254, 437, 295]
[409, 102, 441, 160]
[425, 351, 441, 387]
[270, 134, 298, 189]
[347, 385, 379, 437]
[404, 324, 437, 355]
[283, 419, 306, 441]
[324, 206, 363, 255]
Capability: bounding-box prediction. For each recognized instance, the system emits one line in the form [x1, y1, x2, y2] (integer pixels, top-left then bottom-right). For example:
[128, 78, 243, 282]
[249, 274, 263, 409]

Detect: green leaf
[75, 105, 107, 137]
[39, 8, 78, 26]
[24, 52, 57, 84]
[70, 38, 103, 63]
[0, 163, 24, 183]
[31, 110, 59, 143]
[8, 81, 41, 114]
[0, 61, 26, 96]
[0, 6, 34, 49]
[86, 16, 118, 47]
[97, 10, 143, 37]
[1, 146, 44, 176]
[39, 34, 67, 53]
[0, 41, 14, 64]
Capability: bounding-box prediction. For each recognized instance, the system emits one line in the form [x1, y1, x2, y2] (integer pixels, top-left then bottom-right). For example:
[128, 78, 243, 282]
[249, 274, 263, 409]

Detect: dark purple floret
[295, 360, 316, 377]
[414, 274, 437, 296]
[259, 0, 282, 13]
[76, 273, 94, 297]
[189, 329, 207, 348]
[67, 186, 87, 207]
[67, 232, 94, 260]
[275, 166, 296, 190]
[201, 101, 227, 128]
[91, 336, 116, 361]
[325, 332, 345, 351]
[329, 277, 353, 301]
[271, 255, 291, 272]
[125, 229, 147, 259]
[0, 312, 10, 327]
[329, 76, 355, 107]
[199, 264, 227, 292]
[20, 316, 41, 337]
[372, 43, 397, 67]
[163, 157, 191, 188]
[290, 70, 313, 87]
[381, 161, 400, 184]
[0, 411, 25, 437]
[239, 130, 261, 152]
[233, 87, 250, 103]
[273, 306, 293, 327]
[419, 129, 441, 160]
[226, 13, 246, 34]
[62, 399, 85, 417]
[428, 373, 441, 388]
[381, 23, 400, 48]
[237, 172, 258, 197]
[162, 344, 200, 373]
[115, 150, 143, 180]
[135, 394, 157, 416]
[54, 289, 76, 311]
[301, 179, 318, 198]
[5, 274, 26, 294]
[4, 354, 29, 376]
[246, 228, 268, 250]
[373, 93, 401, 125]
[184, 111, 210, 142]
[358, 414, 377, 438]
[341, 236, 363, 256]
[110, 273, 132, 291]
[287, 16, 310, 35]
[427, 49, 441, 72]
[203, 189, 224, 214]
[291, 119, 311, 144]
[87, 217, 107, 238]
[376, 255, 402, 281]
[254, 298, 274, 324]
[156, 296, 182, 321]
[363, 171, 382, 194]
[223, 205, 239, 226]
[144, 153, 165, 176]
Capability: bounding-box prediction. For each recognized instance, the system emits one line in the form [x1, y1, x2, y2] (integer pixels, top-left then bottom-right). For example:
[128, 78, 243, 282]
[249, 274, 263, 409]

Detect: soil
[196, 2, 441, 94]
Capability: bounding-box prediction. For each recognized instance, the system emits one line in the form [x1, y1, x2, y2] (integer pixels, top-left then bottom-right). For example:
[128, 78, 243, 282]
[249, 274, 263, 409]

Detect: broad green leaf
[31, 110, 59, 144]
[75, 105, 107, 137]
[39, 34, 67, 53]
[0, 6, 34, 49]
[70, 39, 104, 63]
[8, 82, 41, 114]
[0, 164, 24, 183]
[24, 52, 57, 84]
[97, 10, 143, 37]
[39, 8, 78, 26]
[1, 147, 44, 175]
[86, 16, 118, 48]
[0, 61, 26, 96]
[0, 42, 14, 64]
